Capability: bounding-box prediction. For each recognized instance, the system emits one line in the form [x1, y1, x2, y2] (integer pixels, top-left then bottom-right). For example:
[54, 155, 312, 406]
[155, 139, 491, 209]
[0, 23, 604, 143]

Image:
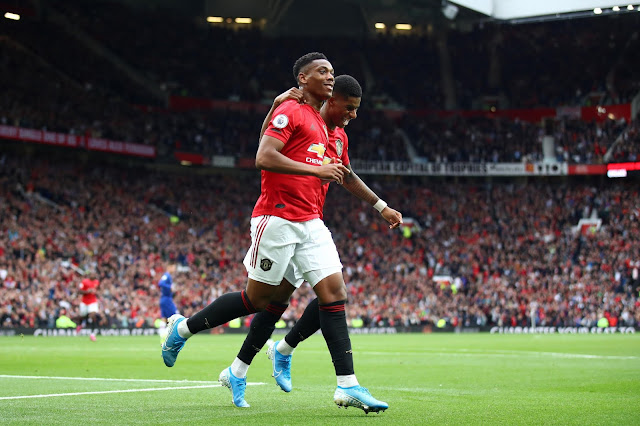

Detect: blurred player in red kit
[77, 271, 99, 340]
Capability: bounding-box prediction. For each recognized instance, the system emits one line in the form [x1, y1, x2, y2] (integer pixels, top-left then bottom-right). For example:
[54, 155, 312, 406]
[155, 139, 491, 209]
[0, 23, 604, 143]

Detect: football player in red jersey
[161, 53, 398, 413]
[77, 271, 100, 337]
[228, 75, 403, 410]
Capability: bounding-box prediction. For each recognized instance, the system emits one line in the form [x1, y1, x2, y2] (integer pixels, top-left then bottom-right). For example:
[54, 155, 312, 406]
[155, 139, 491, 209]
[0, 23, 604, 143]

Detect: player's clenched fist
[316, 163, 350, 184]
[381, 207, 403, 229]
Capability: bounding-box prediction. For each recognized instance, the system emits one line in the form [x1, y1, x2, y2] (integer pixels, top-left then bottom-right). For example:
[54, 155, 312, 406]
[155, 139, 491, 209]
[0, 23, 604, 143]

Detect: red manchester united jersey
[317, 126, 350, 220]
[326, 126, 350, 168]
[253, 100, 331, 221]
[79, 278, 99, 304]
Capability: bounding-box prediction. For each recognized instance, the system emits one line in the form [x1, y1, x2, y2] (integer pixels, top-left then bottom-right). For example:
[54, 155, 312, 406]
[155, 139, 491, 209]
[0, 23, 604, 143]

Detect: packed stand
[3, 1, 638, 163]
[20, 0, 640, 108]
[1, 153, 638, 330]
[449, 14, 640, 109]
[605, 117, 640, 163]
[2, 11, 154, 105]
[48, 0, 640, 109]
[47, 0, 367, 103]
[0, 38, 626, 164]
[0, 40, 153, 143]
[400, 113, 630, 164]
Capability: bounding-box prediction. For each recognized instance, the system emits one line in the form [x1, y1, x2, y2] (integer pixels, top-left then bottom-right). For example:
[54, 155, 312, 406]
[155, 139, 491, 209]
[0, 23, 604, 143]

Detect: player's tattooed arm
[341, 164, 377, 205]
[342, 164, 403, 229]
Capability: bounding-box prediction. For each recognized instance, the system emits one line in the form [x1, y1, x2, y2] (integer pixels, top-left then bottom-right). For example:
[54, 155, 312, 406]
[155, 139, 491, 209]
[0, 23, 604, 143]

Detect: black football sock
[319, 300, 354, 376]
[285, 297, 320, 348]
[237, 302, 288, 364]
[186, 291, 256, 334]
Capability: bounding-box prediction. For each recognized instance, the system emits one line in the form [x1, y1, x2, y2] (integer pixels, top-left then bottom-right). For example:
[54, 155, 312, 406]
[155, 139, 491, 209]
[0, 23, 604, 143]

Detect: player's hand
[381, 207, 403, 229]
[274, 87, 304, 107]
[316, 163, 350, 185]
[320, 157, 342, 185]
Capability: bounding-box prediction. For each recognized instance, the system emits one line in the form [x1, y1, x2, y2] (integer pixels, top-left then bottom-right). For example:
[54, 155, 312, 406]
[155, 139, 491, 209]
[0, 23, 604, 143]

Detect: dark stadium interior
[1, 0, 639, 331]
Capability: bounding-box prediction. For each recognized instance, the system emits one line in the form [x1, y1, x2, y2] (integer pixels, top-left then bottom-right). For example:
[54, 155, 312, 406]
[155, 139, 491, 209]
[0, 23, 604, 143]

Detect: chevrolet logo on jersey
[307, 143, 326, 158]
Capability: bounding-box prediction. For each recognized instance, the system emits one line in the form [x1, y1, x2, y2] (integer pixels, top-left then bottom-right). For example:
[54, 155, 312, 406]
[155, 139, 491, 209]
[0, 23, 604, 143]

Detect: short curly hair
[292, 52, 328, 84]
[333, 75, 362, 99]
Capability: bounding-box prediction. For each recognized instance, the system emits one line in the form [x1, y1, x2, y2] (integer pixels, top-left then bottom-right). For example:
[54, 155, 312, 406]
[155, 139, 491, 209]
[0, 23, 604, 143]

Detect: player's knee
[271, 280, 296, 304]
[246, 279, 280, 310]
[322, 282, 347, 301]
[313, 273, 347, 304]
[329, 287, 347, 301]
[245, 289, 274, 311]
[249, 296, 271, 311]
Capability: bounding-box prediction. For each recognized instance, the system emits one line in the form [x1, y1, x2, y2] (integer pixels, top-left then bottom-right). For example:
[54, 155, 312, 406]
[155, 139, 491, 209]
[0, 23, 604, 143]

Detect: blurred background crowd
[1, 0, 639, 162]
[1, 153, 638, 329]
[1, 0, 639, 331]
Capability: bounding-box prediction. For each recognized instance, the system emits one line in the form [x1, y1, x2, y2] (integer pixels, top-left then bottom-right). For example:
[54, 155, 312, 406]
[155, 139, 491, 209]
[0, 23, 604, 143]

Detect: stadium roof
[201, 0, 485, 36]
[204, 0, 640, 33]
[104, 0, 640, 35]
[451, 0, 637, 19]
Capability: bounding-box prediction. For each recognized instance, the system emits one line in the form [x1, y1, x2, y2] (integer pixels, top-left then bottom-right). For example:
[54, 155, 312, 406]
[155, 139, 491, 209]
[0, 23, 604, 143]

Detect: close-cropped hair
[292, 52, 328, 84]
[333, 75, 362, 98]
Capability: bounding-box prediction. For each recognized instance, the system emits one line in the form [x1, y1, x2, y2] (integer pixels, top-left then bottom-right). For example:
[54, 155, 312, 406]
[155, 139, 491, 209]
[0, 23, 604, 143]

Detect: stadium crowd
[1, 153, 638, 330]
[2, 39, 636, 164]
[2, 0, 639, 333]
[43, 0, 640, 109]
[2, 1, 639, 163]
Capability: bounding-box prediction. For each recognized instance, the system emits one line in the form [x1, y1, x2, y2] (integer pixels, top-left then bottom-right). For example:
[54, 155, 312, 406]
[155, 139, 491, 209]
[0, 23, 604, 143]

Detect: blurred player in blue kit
[158, 264, 178, 340]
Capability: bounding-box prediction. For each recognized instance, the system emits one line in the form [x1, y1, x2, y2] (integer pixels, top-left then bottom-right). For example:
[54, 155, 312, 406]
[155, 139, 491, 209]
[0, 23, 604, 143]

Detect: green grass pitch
[1, 333, 639, 425]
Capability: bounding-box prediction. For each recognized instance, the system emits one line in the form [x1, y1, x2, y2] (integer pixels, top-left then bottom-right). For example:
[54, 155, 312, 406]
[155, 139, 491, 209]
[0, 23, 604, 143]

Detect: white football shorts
[243, 215, 342, 287]
[80, 302, 99, 316]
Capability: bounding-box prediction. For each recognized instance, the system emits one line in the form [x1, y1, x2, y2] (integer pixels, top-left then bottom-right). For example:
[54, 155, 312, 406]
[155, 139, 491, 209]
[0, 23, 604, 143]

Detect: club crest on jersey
[307, 143, 326, 158]
[272, 114, 289, 129]
[335, 139, 343, 157]
[260, 258, 273, 271]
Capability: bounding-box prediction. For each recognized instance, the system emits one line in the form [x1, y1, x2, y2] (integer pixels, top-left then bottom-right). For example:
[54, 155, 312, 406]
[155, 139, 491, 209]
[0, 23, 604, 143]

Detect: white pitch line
[493, 350, 639, 360]
[0, 384, 221, 400]
[301, 349, 639, 360]
[0, 375, 219, 384]
[0, 377, 267, 401]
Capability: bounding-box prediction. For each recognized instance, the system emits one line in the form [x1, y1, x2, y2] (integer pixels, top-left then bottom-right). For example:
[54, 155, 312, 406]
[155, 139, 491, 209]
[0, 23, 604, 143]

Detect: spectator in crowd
[55, 309, 77, 329]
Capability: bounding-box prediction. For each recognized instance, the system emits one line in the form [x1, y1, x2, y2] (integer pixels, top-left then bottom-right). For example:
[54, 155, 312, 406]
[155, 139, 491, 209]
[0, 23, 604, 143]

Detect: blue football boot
[334, 386, 389, 414]
[267, 340, 292, 392]
[219, 367, 250, 408]
[161, 314, 187, 367]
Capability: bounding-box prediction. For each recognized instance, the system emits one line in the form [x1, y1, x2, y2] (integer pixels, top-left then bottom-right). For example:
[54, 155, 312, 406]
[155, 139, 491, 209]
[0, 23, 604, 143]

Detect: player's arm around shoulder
[256, 99, 301, 170]
[256, 102, 349, 182]
[259, 90, 304, 142]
